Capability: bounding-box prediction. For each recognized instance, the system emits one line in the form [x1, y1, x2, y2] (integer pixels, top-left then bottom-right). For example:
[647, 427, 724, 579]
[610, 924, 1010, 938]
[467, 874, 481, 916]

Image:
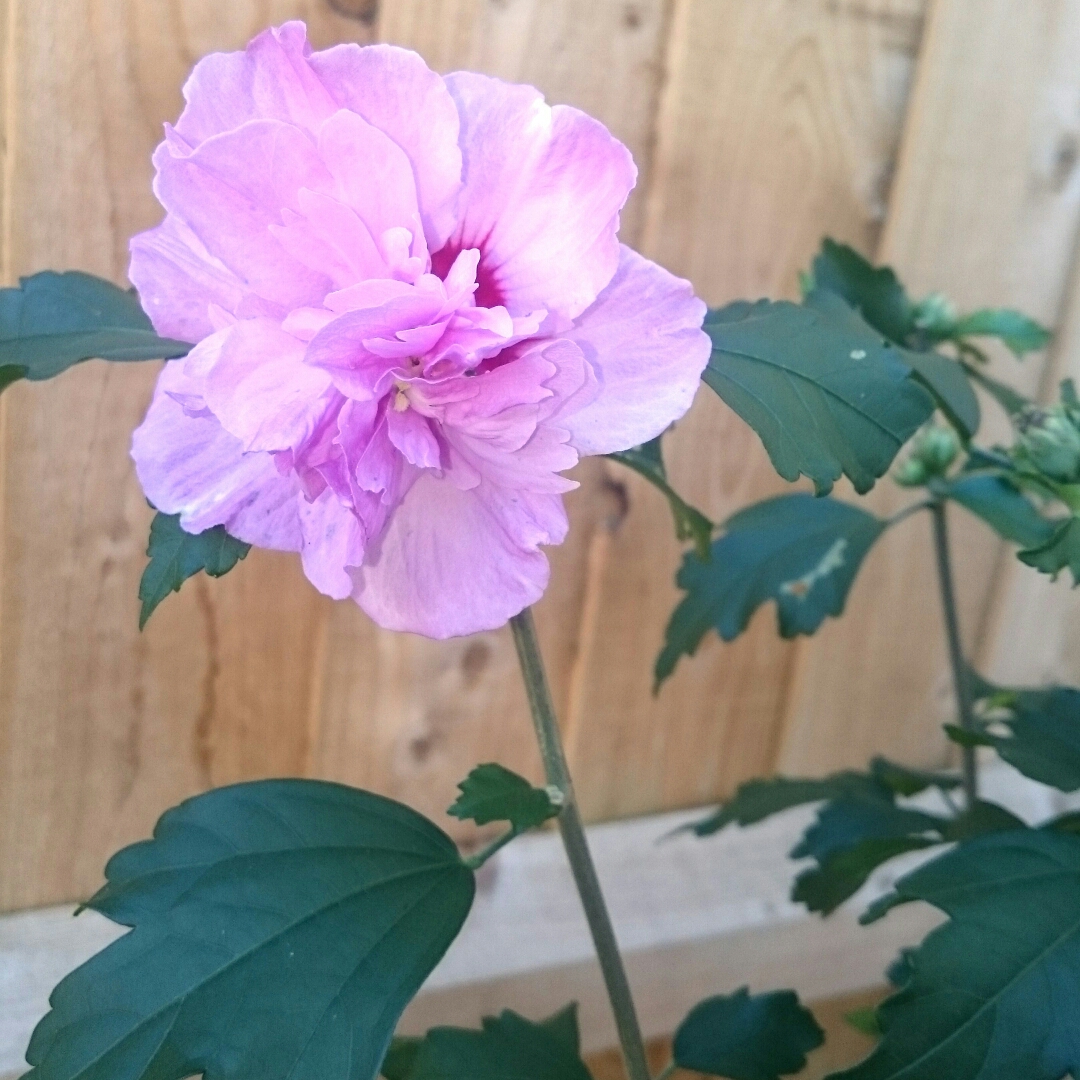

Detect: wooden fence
[2, 0, 1079, 913]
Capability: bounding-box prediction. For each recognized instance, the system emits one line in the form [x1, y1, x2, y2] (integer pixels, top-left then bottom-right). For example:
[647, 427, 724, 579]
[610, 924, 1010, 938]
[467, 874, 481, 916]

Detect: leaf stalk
[930, 500, 978, 805]
[509, 608, 651, 1080]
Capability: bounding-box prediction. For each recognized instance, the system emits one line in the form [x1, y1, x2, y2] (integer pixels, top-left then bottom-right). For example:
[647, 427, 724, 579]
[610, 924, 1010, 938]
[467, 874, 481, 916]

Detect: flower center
[392, 380, 410, 412]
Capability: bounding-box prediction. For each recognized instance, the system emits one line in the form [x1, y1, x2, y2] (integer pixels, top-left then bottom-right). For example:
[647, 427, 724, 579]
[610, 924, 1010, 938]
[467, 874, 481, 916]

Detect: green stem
[464, 827, 520, 871]
[930, 500, 978, 806]
[509, 609, 651, 1080]
[653, 1062, 677, 1080]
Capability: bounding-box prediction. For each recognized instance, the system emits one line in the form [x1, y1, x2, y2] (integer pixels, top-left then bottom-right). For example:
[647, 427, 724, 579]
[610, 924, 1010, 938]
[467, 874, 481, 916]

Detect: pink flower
[130, 22, 709, 638]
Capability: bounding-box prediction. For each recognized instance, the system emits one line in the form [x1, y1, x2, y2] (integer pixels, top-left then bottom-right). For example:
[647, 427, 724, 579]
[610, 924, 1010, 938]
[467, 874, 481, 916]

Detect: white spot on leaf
[850, 349, 867, 360]
[780, 538, 848, 600]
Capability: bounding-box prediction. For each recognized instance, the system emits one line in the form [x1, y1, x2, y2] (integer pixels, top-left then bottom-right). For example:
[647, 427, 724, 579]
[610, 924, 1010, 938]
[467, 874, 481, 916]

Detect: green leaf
[656, 494, 886, 685]
[828, 831, 1080, 1080]
[673, 988, 824, 1080]
[381, 1040, 422, 1080]
[793, 835, 941, 917]
[0, 271, 189, 390]
[690, 771, 890, 838]
[942, 474, 1057, 548]
[447, 763, 561, 832]
[703, 296, 933, 495]
[791, 799, 945, 865]
[810, 239, 914, 345]
[537, 1003, 582, 1056]
[1018, 515, 1080, 584]
[392, 1009, 593, 1080]
[901, 350, 980, 438]
[607, 437, 714, 558]
[953, 308, 1052, 358]
[27, 780, 475, 1080]
[947, 679, 1080, 792]
[867, 758, 961, 798]
[138, 511, 251, 629]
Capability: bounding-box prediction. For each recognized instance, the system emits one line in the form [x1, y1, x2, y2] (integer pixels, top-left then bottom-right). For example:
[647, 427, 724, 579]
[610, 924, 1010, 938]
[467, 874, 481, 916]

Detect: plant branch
[463, 827, 520, 871]
[509, 608, 651, 1080]
[930, 500, 978, 805]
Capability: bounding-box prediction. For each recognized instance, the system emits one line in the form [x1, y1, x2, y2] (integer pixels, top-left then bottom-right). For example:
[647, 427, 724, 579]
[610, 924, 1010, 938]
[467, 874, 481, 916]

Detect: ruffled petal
[132, 354, 302, 549]
[298, 490, 366, 600]
[352, 474, 567, 637]
[204, 319, 336, 452]
[153, 119, 335, 311]
[442, 72, 635, 320]
[309, 43, 462, 250]
[559, 245, 710, 455]
[172, 22, 337, 146]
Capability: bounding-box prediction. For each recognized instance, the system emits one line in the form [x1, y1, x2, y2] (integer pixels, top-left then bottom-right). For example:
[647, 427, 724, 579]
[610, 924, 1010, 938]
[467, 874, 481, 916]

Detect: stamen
[393, 380, 410, 412]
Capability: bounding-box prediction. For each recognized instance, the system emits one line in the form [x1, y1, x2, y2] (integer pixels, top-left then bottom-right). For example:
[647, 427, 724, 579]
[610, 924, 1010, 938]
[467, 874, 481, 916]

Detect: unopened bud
[1016, 405, 1080, 483]
[894, 456, 928, 487]
[913, 292, 959, 337]
[894, 424, 959, 486]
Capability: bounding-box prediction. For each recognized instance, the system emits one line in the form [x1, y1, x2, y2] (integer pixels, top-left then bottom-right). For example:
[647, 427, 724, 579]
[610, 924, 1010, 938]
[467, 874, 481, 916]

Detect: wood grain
[778, 0, 1080, 777]
[563, 0, 928, 821]
[0, 0, 376, 912]
[305, 0, 675, 834]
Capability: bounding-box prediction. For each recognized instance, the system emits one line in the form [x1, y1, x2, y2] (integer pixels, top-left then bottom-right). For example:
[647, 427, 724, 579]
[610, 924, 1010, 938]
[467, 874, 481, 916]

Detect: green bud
[1016, 405, 1080, 483]
[893, 423, 960, 487]
[913, 292, 959, 337]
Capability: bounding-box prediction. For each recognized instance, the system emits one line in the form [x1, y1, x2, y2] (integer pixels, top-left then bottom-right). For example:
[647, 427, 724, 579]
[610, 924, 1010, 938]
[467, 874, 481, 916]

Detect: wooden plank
[0, 759, 1063, 1074]
[0, 1, 377, 912]
[778, 0, 1080, 777]
[306, 0, 675, 834]
[562, 0, 928, 821]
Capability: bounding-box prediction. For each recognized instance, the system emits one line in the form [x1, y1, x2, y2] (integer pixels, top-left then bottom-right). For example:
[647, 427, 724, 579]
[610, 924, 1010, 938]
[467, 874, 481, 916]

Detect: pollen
[393, 381, 410, 412]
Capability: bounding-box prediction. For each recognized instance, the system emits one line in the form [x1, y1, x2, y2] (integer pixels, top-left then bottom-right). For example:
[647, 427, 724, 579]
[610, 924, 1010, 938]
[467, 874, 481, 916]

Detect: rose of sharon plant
[128, 22, 709, 637]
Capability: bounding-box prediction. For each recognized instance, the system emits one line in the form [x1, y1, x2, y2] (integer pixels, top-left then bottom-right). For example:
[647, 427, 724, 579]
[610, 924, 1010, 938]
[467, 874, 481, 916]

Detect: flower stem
[509, 608, 651, 1080]
[930, 500, 978, 806]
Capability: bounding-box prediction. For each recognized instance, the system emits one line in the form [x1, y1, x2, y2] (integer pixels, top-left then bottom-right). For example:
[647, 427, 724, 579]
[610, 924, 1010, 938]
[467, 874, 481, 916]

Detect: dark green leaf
[793, 836, 940, 917]
[139, 511, 250, 629]
[940, 799, 1026, 842]
[844, 1008, 881, 1039]
[867, 758, 960, 798]
[27, 780, 475, 1080]
[537, 1003, 581, 1056]
[960, 361, 1031, 416]
[447, 763, 561, 832]
[953, 308, 1052, 358]
[690, 771, 890, 838]
[607, 437, 714, 558]
[657, 495, 886, 685]
[381, 1040, 422, 1080]
[829, 831, 1080, 1080]
[885, 949, 916, 988]
[901, 350, 980, 438]
[946, 679, 1080, 791]
[397, 1009, 593, 1080]
[673, 988, 824, 1080]
[703, 296, 933, 495]
[810, 239, 914, 345]
[1018, 515, 1080, 584]
[0, 271, 189, 390]
[790, 799, 945, 864]
[942, 474, 1057, 548]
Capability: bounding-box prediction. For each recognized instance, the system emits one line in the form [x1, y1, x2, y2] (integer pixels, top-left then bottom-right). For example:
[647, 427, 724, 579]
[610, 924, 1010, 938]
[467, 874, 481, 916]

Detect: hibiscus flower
[131, 22, 709, 638]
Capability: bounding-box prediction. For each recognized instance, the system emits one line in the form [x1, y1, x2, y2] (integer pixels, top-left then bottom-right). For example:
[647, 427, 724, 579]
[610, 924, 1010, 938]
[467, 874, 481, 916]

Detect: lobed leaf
[703, 295, 934, 495]
[942, 474, 1057, 548]
[0, 271, 189, 390]
[607, 436, 714, 558]
[383, 1008, 592, 1080]
[1018, 515, 1080, 584]
[673, 988, 824, 1080]
[447, 763, 561, 832]
[899, 348, 980, 438]
[829, 831, 1080, 1080]
[27, 780, 475, 1080]
[656, 494, 886, 685]
[952, 308, 1052, 358]
[138, 511, 251, 628]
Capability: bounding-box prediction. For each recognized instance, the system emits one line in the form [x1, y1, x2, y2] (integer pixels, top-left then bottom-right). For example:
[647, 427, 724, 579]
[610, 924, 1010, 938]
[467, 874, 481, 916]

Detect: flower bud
[913, 292, 959, 337]
[894, 424, 960, 487]
[1016, 405, 1080, 483]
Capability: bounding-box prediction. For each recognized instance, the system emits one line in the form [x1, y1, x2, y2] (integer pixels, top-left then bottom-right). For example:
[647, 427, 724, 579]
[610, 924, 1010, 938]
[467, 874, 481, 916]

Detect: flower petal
[172, 22, 337, 146]
[353, 474, 567, 637]
[153, 119, 335, 311]
[132, 352, 302, 549]
[560, 245, 710, 455]
[204, 319, 336, 452]
[309, 43, 462, 251]
[299, 490, 366, 600]
[442, 72, 635, 319]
